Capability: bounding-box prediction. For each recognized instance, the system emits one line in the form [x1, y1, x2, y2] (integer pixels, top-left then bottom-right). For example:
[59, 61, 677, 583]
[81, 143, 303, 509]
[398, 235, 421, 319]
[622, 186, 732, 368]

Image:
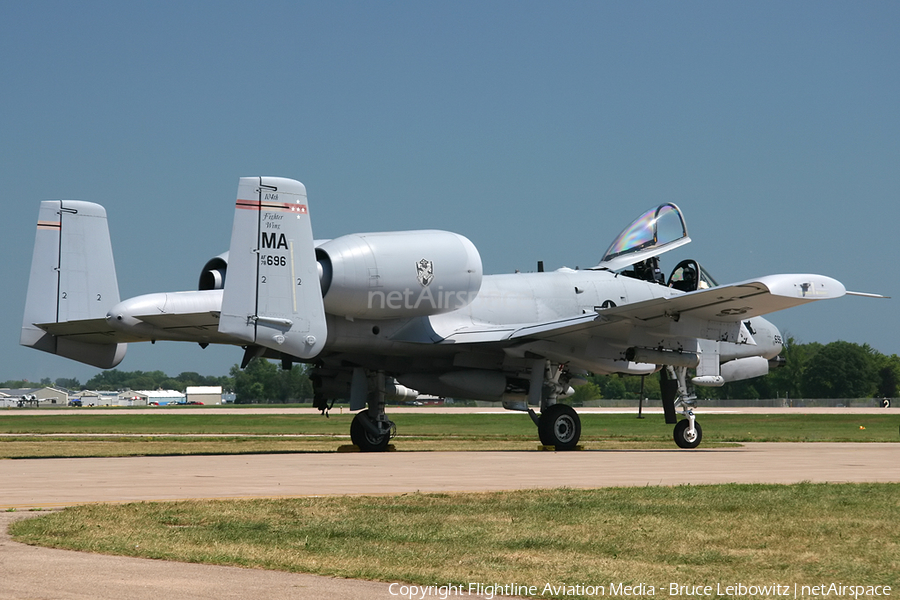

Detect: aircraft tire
[350, 413, 390, 452]
[673, 419, 702, 449]
[538, 404, 581, 450]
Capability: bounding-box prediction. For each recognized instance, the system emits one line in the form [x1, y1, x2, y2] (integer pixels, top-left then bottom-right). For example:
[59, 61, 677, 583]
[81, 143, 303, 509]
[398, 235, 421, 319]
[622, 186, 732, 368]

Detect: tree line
[570, 339, 900, 403]
[4, 340, 898, 403]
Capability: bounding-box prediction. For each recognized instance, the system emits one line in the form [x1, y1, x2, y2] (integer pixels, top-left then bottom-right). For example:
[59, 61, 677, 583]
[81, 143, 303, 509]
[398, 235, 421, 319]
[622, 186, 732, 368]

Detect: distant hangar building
[186, 386, 223, 405]
[119, 390, 184, 406]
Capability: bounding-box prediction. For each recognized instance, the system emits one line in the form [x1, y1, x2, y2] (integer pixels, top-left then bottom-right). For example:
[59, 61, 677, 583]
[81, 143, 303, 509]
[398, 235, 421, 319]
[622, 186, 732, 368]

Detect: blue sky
[2, 1, 897, 384]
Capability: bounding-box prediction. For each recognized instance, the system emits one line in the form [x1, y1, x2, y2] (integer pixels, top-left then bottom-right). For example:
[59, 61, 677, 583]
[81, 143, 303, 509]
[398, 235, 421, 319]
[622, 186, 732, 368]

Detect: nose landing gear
[663, 366, 703, 449]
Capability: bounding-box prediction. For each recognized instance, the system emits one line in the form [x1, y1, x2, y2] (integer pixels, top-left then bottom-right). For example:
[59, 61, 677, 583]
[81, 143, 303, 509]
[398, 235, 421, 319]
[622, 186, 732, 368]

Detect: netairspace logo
[387, 581, 893, 599]
[367, 288, 535, 312]
[368, 288, 477, 312]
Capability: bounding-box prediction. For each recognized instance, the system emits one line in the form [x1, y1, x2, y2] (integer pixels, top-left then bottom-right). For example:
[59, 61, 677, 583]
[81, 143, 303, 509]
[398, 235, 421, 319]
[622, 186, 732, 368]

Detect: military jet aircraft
[21, 176, 873, 451]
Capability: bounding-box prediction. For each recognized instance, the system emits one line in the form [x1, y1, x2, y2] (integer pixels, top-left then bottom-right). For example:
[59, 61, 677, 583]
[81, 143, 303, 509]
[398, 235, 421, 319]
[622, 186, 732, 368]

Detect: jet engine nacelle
[316, 230, 483, 319]
[199, 253, 228, 290]
[198, 230, 483, 319]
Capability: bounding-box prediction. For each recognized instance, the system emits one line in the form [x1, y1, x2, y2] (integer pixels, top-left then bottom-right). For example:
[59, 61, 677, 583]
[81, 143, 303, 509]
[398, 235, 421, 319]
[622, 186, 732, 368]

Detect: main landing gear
[537, 403, 581, 450]
[350, 411, 394, 452]
[348, 370, 397, 452]
[527, 360, 582, 450]
[662, 366, 703, 449]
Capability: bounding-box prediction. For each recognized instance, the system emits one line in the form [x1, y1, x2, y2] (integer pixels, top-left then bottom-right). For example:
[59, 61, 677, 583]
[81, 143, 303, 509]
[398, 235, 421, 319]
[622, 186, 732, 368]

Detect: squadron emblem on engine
[416, 258, 434, 286]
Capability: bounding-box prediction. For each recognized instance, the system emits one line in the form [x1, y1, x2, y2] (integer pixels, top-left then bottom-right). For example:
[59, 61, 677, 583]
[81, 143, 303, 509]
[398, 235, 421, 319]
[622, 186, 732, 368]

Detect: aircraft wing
[533, 273, 844, 337]
[514, 273, 846, 342]
[425, 273, 846, 346]
[407, 313, 598, 344]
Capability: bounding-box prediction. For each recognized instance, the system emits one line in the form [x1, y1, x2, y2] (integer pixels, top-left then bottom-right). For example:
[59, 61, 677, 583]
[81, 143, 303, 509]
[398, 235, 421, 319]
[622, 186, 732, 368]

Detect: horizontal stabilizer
[20, 201, 126, 368]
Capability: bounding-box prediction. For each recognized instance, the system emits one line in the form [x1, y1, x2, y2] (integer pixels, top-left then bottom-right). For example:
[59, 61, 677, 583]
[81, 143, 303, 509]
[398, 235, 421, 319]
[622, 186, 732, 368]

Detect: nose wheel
[673, 413, 702, 449]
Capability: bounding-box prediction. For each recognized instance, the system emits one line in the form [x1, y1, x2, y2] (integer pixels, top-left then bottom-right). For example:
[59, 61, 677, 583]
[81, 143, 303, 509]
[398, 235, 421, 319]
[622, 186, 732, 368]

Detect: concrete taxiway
[1, 443, 899, 509]
[1, 417, 897, 599]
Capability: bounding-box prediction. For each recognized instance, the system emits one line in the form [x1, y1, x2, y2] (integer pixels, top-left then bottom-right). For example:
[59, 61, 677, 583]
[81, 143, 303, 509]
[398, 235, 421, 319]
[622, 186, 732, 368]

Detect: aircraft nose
[756, 317, 783, 359]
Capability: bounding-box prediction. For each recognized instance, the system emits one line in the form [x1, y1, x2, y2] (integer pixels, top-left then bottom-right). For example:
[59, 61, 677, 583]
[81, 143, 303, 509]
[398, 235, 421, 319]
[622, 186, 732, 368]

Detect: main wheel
[538, 404, 581, 450]
[673, 419, 702, 449]
[350, 412, 391, 452]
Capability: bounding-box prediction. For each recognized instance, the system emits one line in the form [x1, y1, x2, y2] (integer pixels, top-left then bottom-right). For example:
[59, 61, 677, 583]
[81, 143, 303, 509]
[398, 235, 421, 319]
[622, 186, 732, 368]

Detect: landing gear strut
[662, 366, 703, 449]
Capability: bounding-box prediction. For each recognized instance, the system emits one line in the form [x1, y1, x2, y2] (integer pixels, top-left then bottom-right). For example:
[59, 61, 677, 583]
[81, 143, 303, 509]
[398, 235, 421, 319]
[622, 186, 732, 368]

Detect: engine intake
[198, 253, 228, 290]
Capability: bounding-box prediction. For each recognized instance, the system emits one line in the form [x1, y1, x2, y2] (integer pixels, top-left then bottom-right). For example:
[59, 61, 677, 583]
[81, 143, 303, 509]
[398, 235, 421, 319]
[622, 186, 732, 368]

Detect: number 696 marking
[260, 255, 287, 267]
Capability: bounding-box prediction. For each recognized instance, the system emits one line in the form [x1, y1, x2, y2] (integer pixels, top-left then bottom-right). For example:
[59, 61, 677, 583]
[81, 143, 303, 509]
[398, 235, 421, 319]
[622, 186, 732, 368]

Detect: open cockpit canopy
[594, 203, 691, 272]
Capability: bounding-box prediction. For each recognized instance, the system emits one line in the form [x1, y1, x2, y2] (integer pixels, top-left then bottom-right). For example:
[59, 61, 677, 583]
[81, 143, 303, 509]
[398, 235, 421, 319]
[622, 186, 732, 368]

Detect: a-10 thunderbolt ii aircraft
[21, 176, 876, 451]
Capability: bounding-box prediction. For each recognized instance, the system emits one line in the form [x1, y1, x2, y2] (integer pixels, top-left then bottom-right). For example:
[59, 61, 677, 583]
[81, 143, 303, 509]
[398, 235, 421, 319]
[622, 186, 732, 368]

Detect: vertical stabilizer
[219, 177, 328, 360]
[20, 201, 126, 368]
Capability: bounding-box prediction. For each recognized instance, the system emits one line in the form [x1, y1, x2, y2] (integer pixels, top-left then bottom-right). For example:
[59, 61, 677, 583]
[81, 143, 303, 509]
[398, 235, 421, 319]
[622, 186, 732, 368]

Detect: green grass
[0, 436, 349, 458]
[1, 411, 897, 439]
[589, 413, 900, 443]
[0, 412, 896, 458]
[10, 484, 899, 598]
[0, 412, 351, 435]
